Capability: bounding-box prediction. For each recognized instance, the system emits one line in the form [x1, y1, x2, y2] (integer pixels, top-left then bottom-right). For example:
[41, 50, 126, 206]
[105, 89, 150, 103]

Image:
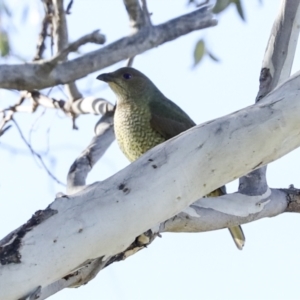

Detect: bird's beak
[96, 73, 114, 82]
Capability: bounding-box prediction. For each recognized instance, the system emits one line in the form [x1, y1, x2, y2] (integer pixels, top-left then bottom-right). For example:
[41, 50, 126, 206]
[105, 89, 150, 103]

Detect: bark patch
[0, 207, 57, 265]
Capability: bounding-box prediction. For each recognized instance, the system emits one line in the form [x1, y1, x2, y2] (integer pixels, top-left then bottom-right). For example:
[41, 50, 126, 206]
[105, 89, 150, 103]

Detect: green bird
[97, 67, 245, 250]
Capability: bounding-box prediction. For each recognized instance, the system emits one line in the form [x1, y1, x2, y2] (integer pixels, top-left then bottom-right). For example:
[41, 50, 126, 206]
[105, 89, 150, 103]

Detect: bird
[97, 67, 245, 250]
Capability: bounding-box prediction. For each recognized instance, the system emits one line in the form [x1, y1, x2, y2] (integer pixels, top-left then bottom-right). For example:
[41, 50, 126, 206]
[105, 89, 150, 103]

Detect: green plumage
[97, 67, 245, 250]
[114, 100, 164, 162]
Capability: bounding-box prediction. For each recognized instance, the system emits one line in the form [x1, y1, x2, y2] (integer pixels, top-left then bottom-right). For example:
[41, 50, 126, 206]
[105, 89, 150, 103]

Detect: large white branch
[262, 0, 300, 88]
[239, 0, 300, 194]
[1, 72, 300, 299]
[162, 188, 288, 233]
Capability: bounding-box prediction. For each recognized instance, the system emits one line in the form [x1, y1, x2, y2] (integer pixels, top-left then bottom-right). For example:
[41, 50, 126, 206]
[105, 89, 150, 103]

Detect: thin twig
[66, 0, 74, 14]
[0, 94, 26, 113]
[141, 0, 152, 26]
[48, 30, 106, 66]
[126, 56, 135, 67]
[28, 108, 47, 148]
[0, 95, 27, 135]
[12, 118, 65, 186]
[0, 124, 12, 137]
[33, 1, 53, 60]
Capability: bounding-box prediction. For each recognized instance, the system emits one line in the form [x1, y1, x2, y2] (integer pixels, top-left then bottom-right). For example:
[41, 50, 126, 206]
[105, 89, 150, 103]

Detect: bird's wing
[150, 114, 193, 139]
[149, 97, 195, 140]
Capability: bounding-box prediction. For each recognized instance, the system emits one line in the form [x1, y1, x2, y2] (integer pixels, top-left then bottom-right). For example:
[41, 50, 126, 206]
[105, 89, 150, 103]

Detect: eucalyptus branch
[257, 0, 300, 102]
[239, 0, 300, 195]
[0, 95, 26, 136]
[3, 71, 300, 299]
[0, 7, 216, 90]
[33, 1, 53, 61]
[123, 0, 147, 31]
[27, 90, 112, 115]
[141, 0, 152, 26]
[67, 105, 115, 194]
[49, 30, 106, 65]
[52, 0, 82, 102]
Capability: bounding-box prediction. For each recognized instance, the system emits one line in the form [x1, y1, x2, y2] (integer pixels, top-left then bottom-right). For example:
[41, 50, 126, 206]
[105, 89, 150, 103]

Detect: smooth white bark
[262, 0, 300, 87]
[1, 71, 300, 299]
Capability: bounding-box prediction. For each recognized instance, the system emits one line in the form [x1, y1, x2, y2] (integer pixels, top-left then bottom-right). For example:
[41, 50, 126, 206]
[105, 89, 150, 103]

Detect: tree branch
[50, 30, 106, 65]
[0, 95, 26, 136]
[239, 0, 300, 195]
[162, 188, 287, 233]
[141, 0, 152, 26]
[52, 0, 82, 102]
[0, 7, 217, 90]
[2, 71, 300, 299]
[33, 1, 52, 61]
[123, 0, 147, 31]
[257, 0, 300, 102]
[27, 90, 112, 115]
[67, 106, 115, 194]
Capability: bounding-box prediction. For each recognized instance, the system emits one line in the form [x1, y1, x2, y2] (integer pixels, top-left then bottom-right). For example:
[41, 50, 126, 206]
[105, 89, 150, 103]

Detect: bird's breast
[114, 103, 164, 162]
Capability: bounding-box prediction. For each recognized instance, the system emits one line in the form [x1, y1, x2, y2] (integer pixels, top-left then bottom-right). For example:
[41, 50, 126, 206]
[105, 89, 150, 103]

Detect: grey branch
[141, 0, 152, 26]
[123, 0, 147, 31]
[52, 0, 82, 102]
[52, 0, 68, 53]
[49, 30, 106, 66]
[284, 185, 300, 213]
[33, 1, 52, 61]
[67, 107, 115, 194]
[0, 7, 216, 91]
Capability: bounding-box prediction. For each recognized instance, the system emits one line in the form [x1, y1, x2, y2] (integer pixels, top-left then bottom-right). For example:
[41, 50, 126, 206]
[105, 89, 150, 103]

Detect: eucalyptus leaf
[0, 31, 10, 57]
[232, 0, 246, 21]
[193, 39, 206, 66]
[213, 0, 231, 14]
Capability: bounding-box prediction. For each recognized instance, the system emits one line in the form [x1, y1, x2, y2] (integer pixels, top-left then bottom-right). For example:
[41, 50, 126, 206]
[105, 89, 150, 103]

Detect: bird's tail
[228, 226, 245, 250]
[207, 187, 245, 250]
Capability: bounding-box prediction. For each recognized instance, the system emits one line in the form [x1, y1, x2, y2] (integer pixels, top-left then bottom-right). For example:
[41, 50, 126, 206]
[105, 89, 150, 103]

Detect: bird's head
[96, 67, 161, 103]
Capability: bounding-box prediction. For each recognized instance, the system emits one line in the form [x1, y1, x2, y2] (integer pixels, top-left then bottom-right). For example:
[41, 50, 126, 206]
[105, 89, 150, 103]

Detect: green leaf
[0, 31, 10, 57]
[232, 0, 246, 21]
[193, 39, 206, 66]
[213, 0, 231, 14]
[213, 0, 246, 21]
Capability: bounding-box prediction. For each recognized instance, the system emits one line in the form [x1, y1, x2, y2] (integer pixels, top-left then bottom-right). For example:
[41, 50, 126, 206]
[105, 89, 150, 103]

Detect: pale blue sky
[1, 1, 300, 299]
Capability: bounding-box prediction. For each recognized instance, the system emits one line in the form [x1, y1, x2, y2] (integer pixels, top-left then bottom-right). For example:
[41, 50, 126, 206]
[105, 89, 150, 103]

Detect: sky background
[1, 0, 300, 299]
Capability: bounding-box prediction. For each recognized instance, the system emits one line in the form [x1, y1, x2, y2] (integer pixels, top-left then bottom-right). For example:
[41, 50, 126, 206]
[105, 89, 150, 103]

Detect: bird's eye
[123, 73, 132, 80]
